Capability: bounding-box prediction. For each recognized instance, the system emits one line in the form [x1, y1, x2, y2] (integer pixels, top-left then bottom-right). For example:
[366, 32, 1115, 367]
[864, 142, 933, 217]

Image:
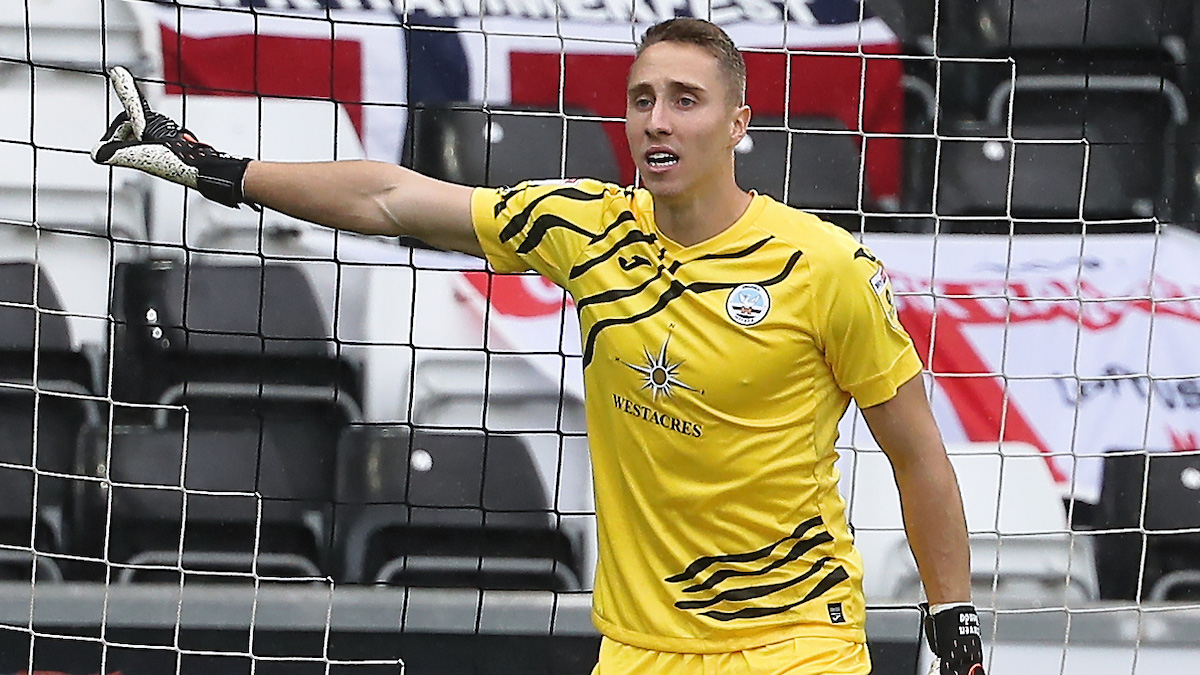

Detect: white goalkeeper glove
[91, 66, 253, 209]
[921, 602, 987, 675]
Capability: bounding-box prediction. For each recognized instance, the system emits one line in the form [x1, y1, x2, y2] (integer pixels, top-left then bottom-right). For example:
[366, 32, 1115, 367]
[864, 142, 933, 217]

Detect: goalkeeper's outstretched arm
[91, 66, 483, 258]
[242, 160, 481, 257]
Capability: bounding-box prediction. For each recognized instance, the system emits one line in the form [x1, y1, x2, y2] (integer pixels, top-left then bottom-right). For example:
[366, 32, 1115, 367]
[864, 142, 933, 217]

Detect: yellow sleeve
[471, 179, 614, 288]
[813, 238, 922, 408]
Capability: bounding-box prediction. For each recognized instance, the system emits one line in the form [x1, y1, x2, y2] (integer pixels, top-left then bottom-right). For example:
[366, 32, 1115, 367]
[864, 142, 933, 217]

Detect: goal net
[2, 0, 1199, 673]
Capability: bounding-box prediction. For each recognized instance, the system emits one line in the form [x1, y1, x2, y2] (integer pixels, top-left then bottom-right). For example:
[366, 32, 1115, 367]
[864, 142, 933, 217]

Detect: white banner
[868, 229, 1200, 503]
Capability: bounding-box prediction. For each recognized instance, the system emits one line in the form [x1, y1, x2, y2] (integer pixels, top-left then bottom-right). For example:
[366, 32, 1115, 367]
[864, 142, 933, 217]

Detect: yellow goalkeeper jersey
[471, 179, 922, 653]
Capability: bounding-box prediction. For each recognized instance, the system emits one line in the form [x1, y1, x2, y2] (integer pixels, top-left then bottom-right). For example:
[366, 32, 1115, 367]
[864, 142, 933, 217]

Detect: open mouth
[646, 151, 679, 168]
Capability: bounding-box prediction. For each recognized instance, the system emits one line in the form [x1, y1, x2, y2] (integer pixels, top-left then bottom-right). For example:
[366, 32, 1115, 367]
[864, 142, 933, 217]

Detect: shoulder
[477, 177, 622, 212]
[504, 178, 629, 208]
[749, 196, 866, 274]
[475, 178, 633, 235]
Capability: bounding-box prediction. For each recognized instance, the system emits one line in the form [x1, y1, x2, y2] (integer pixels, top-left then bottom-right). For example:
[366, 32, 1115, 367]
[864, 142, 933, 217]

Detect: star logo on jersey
[624, 336, 697, 400]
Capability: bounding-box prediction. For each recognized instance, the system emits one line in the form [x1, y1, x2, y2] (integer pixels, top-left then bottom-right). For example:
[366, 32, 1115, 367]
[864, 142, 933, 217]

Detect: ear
[730, 104, 751, 147]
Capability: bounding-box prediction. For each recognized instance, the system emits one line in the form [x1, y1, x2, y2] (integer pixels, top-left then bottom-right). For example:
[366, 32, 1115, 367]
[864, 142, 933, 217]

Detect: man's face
[625, 41, 748, 202]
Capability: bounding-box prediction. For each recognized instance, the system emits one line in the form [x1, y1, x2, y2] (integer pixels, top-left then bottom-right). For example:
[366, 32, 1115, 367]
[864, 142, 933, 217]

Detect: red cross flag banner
[870, 230, 1200, 504]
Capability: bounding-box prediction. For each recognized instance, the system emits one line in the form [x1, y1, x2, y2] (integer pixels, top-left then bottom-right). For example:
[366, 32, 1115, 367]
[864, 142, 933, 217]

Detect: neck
[653, 178, 752, 248]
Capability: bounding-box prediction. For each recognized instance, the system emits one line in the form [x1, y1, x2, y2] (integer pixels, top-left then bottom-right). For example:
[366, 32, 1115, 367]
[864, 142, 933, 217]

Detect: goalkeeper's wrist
[196, 156, 254, 209]
[928, 601, 975, 615]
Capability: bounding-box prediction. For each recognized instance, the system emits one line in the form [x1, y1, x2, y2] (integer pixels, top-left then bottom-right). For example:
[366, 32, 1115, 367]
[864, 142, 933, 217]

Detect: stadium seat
[935, 74, 1188, 231]
[965, 0, 1192, 54]
[405, 104, 621, 187]
[333, 426, 583, 591]
[1094, 449, 1200, 601]
[734, 116, 870, 227]
[869, 0, 1194, 56]
[0, 263, 97, 581]
[1178, 122, 1200, 231]
[76, 260, 362, 582]
[107, 260, 361, 409]
[94, 424, 333, 583]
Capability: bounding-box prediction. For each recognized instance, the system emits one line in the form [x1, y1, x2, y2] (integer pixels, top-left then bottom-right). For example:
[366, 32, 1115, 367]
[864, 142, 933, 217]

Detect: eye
[678, 95, 696, 108]
[632, 96, 652, 110]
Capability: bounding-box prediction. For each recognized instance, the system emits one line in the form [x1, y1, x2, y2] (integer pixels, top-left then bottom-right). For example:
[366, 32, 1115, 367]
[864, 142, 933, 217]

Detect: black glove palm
[91, 66, 251, 208]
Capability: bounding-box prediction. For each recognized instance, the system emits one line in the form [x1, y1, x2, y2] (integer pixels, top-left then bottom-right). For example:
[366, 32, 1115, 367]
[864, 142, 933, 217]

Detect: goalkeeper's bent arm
[860, 376, 987, 675]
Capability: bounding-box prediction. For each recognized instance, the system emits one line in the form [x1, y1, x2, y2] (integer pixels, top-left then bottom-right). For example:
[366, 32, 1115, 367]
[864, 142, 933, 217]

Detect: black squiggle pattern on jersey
[694, 237, 773, 261]
[497, 186, 607, 243]
[569, 226, 656, 279]
[665, 516, 847, 622]
[682, 531, 834, 593]
[699, 565, 850, 622]
[517, 214, 597, 254]
[493, 182, 604, 219]
[575, 264, 667, 311]
[674, 556, 834, 610]
[580, 250, 803, 367]
[588, 210, 639, 245]
[666, 516, 823, 582]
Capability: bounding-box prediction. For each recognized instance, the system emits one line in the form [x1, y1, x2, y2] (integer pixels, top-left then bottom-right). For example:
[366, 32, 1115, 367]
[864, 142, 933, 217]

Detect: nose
[646, 101, 671, 136]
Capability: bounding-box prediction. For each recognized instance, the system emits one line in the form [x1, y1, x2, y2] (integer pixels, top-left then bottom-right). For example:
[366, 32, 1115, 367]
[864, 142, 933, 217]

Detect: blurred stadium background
[1, 0, 1200, 673]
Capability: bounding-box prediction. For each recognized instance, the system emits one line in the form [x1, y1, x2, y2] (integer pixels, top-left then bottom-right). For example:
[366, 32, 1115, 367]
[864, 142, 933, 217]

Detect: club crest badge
[726, 283, 771, 326]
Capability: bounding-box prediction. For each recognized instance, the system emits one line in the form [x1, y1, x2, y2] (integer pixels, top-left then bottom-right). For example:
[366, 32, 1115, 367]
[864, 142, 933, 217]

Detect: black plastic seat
[870, 0, 1193, 55]
[79, 260, 361, 581]
[405, 104, 621, 187]
[95, 423, 335, 582]
[969, 0, 1191, 53]
[1094, 449, 1200, 600]
[0, 262, 95, 581]
[935, 74, 1188, 231]
[333, 427, 581, 591]
[109, 260, 360, 408]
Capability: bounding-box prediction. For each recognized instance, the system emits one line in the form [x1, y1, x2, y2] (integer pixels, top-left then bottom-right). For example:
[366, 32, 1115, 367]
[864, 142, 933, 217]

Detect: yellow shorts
[591, 636, 872, 675]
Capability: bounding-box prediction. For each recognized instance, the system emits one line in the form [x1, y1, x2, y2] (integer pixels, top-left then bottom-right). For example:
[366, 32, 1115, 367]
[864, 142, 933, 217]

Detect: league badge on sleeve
[726, 283, 771, 326]
[869, 265, 902, 329]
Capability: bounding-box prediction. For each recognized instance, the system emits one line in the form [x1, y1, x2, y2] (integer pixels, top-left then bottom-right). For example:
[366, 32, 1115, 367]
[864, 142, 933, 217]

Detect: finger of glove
[94, 142, 200, 189]
[96, 112, 134, 147]
[107, 66, 150, 139]
[91, 137, 142, 164]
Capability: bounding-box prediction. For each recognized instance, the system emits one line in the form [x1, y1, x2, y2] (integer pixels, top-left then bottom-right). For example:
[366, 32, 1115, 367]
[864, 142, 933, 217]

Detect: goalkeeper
[94, 18, 985, 675]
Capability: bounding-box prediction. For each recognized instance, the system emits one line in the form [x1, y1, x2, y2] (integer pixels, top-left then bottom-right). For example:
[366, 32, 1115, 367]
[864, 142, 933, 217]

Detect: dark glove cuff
[196, 156, 253, 209]
[921, 602, 985, 671]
